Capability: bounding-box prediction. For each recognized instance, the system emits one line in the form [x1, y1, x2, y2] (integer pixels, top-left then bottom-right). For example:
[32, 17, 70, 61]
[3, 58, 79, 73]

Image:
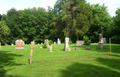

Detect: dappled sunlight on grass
[0, 43, 120, 77]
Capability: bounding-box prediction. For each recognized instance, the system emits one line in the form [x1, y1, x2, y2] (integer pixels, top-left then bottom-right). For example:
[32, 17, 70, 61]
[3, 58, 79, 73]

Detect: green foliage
[49, 40, 53, 45]
[0, 20, 10, 43]
[111, 35, 120, 44]
[86, 4, 111, 42]
[109, 8, 120, 43]
[3, 7, 48, 44]
[83, 35, 91, 45]
[42, 44, 47, 48]
[75, 0, 92, 40]
[69, 41, 73, 44]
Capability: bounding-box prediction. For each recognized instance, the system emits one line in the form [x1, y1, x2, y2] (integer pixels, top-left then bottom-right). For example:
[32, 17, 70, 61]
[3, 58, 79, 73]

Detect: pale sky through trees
[0, 0, 119, 17]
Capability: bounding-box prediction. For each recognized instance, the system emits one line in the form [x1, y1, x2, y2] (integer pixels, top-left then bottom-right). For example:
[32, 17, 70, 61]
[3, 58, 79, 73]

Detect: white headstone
[48, 45, 53, 52]
[44, 39, 50, 48]
[40, 47, 43, 49]
[54, 42, 56, 44]
[57, 38, 61, 45]
[64, 37, 71, 51]
[11, 43, 14, 46]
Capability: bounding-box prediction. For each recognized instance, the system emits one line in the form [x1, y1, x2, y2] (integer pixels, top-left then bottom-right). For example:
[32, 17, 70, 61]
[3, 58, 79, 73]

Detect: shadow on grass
[71, 44, 120, 53]
[61, 62, 120, 77]
[0, 51, 24, 77]
[97, 58, 120, 70]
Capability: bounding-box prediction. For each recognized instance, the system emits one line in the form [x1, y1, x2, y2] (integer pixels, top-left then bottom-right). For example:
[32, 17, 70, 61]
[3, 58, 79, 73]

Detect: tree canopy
[0, 1, 119, 44]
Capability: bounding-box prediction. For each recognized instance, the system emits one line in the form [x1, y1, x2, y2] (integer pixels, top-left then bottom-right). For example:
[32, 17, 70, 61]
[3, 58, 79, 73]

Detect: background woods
[0, 0, 120, 44]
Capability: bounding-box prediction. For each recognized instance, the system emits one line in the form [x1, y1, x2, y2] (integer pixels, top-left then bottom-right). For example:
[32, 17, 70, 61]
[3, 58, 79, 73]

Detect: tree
[0, 20, 10, 43]
[109, 8, 120, 43]
[75, 0, 92, 40]
[86, 4, 111, 42]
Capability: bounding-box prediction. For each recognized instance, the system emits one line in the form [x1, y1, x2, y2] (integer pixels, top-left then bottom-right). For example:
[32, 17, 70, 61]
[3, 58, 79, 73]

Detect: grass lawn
[0, 43, 120, 77]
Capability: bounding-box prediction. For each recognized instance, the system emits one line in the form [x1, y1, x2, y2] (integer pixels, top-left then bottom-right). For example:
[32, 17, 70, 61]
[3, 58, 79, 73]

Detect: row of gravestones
[43, 37, 70, 52]
[0, 34, 106, 50]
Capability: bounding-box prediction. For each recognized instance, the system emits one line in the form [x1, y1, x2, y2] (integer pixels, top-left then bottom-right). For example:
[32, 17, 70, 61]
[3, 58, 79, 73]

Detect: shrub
[49, 40, 53, 45]
[69, 41, 73, 44]
[42, 44, 47, 48]
[83, 35, 91, 45]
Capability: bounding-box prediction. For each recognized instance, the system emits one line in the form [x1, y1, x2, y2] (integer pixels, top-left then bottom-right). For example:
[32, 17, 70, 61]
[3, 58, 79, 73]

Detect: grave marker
[98, 34, 104, 49]
[15, 40, 24, 50]
[64, 37, 71, 51]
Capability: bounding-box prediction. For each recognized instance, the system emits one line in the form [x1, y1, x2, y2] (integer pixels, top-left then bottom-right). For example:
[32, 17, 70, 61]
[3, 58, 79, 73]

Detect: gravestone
[40, 47, 43, 49]
[75, 48, 80, 50]
[103, 38, 107, 43]
[44, 39, 50, 48]
[38, 43, 39, 45]
[15, 40, 24, 50]
[57, 38, 61, 45]
[33, 40, 35, 45]
[48, 45, 53, 52]
[85, 47, 90, 50]
[64, 37, 71, 51]
[11, 43, 14, 46]
[5, 43, 8, 46]
[98, 34, 104, 49]
[54, 42, 56, 44]
[76, 41, 84, 46]
[41, 43, 43, 45]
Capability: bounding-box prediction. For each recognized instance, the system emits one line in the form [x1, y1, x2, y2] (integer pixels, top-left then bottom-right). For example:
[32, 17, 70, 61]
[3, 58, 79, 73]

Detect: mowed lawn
[0, 43, 120, 77]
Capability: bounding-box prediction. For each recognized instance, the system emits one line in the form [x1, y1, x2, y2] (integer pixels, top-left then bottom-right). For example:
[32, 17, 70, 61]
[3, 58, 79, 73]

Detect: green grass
[0, 43, 120, 77]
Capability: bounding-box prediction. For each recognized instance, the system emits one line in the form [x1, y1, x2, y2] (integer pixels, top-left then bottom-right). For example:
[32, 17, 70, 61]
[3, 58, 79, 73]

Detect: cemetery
[0, 0, 120, 77]
[0, 37, 120, 77]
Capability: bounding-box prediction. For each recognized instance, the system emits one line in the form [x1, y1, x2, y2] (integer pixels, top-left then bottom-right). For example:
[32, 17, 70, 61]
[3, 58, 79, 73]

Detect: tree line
[0, 0, 120, 44]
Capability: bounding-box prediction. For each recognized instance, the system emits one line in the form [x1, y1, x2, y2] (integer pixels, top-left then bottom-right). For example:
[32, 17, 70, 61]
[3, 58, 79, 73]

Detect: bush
[69, 41, 73, 44]
[42, 44, 47, 48]
[49, 40, 53, 45]
[111, 35, 120, 44]
[83, 35, 91, 45]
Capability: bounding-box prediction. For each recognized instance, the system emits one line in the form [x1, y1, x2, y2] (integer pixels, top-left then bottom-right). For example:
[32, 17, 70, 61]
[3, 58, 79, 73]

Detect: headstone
[15, 40, 24, 50]
[40, 47, 43, 49]
[44, 39, 50, 48]
[76, 41, 84, 46]
[98, 34, 104, 49]
[41, 43, 43, 45]
[85, 47, 90, 50]
[33, 40, 35, 45]
[64, 37, 71, 51]
[11, 43, 14, 46]
[57, 38, 61, 45]
[38, 43, 39, 45]
[75, 48, 80, 50]
[54, 42, 56, 44]
[5, 43, 8, 46]
[48, 45, 53, 52]
[103, 37, 107, 43]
